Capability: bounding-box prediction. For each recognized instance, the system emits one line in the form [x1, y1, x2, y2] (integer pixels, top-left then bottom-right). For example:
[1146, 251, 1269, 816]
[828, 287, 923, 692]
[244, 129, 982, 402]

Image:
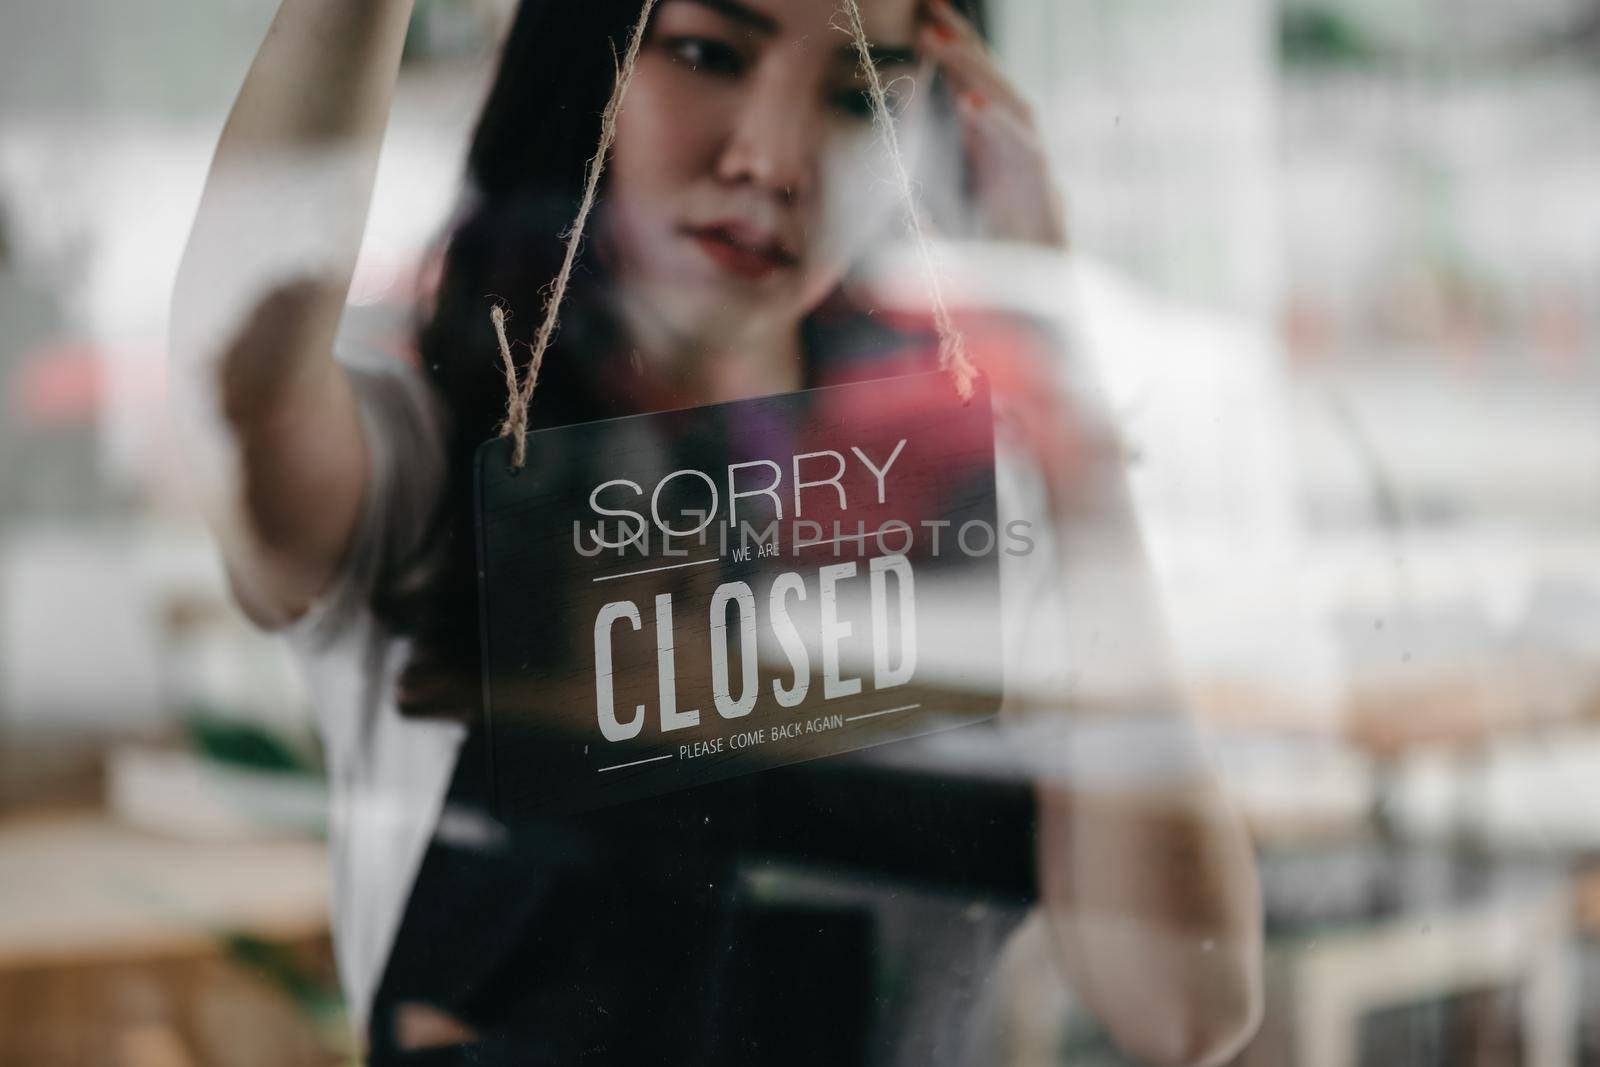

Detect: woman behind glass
[171, 0, 1262, 1063]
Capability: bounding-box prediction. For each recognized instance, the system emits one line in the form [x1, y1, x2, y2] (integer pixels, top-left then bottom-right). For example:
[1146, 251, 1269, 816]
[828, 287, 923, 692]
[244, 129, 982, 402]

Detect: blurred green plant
[183, 709, 323, 777]
[1281, 7, 1382, 67]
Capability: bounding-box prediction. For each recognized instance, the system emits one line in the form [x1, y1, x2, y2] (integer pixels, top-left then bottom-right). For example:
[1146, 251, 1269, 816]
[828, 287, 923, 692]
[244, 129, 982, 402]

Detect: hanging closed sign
[472, 0, 997, 819]
[475, 370, 1003, 818]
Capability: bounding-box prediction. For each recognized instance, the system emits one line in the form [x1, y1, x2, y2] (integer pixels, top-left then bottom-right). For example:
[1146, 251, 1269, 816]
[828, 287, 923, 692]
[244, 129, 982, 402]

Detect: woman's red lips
[683, 223, 798, 281]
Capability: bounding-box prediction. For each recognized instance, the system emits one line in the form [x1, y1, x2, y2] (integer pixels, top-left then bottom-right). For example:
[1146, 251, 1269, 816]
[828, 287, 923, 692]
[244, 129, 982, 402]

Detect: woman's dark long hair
[382, 0, 981, 719]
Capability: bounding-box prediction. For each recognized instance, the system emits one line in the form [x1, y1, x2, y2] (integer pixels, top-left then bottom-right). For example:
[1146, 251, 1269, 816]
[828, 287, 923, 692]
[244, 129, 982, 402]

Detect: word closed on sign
[475, 371, 1003, 818]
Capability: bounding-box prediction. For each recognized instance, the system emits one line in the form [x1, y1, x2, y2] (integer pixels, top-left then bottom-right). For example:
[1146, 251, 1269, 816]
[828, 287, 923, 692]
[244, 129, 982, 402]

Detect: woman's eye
[831, 85, 910, 123]
[830, 87, 877, 121]
[665, 37, 745, 77]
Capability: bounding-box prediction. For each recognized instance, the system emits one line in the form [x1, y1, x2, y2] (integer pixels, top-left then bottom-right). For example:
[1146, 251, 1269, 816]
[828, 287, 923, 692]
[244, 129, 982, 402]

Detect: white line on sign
[845, 703, 922, 724]
[596, 753, 677, 773]
[592, 558, 721, 583]
[817, 531, 870, 545]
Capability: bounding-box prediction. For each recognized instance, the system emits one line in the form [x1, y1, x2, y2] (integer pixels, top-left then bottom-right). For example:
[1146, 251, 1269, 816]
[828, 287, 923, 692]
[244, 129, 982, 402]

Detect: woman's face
[602, 0, 925, 349]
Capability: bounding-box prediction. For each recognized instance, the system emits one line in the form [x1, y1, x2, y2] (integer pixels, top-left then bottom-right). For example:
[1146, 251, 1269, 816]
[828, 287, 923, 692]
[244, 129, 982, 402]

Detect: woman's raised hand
[917, 0, 1067, 248]
[171, 0, 418, 628]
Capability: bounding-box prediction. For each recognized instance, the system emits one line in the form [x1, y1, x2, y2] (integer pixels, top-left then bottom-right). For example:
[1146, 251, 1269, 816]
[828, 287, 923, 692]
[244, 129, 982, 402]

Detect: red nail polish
[962, 90, 988, 110]
[929, 22, 957, 43]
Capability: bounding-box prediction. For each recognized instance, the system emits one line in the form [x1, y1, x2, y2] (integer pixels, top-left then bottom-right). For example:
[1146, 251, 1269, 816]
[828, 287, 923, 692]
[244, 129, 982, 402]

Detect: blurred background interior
[3, 0, 1600, 1063]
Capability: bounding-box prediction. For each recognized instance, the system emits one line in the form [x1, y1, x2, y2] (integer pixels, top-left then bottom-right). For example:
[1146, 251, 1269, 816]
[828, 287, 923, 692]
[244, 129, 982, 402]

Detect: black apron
[366, 719, 1038, 1065]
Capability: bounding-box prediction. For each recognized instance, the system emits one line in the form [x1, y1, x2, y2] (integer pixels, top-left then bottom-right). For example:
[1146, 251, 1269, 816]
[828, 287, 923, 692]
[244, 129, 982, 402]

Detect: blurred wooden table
[0, 814, 344, 1066]
[1242, 883, 1573, 1067]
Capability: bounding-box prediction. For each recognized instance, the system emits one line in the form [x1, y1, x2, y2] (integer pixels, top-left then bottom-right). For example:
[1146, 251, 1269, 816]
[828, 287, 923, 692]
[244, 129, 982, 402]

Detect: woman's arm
[1037, 777, 1262, 1067]
[1022, 384, 1264, 1067]
[170, 0, 416, 627]
[914, 4, 1264, 1057]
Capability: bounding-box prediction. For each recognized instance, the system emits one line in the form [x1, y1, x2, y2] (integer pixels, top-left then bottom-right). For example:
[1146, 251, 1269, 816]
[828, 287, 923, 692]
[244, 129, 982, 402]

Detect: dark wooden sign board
[476, 371, 1003, 819]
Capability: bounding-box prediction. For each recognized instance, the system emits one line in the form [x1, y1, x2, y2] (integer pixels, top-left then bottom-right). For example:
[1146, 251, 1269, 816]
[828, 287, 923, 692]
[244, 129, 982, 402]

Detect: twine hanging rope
[837, 0, 976, 401]
[494, 0, 974, 468]
[492, 0, 660, 468]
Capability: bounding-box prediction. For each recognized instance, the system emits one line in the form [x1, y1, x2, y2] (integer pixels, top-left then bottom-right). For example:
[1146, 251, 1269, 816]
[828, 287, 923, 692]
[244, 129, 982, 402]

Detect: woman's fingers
[912, 0, 1067, 247]
[917, 2, 1030, 117]
[922, 0, 983, 50]
[955, 85, 1041, 156]
[919, 30, 1028, 119]
[956, 93, 1067, 246]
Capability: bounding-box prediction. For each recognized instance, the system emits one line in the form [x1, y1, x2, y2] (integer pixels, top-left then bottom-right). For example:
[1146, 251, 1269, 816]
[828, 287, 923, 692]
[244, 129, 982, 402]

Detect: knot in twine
[494, 0, 975, 469]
